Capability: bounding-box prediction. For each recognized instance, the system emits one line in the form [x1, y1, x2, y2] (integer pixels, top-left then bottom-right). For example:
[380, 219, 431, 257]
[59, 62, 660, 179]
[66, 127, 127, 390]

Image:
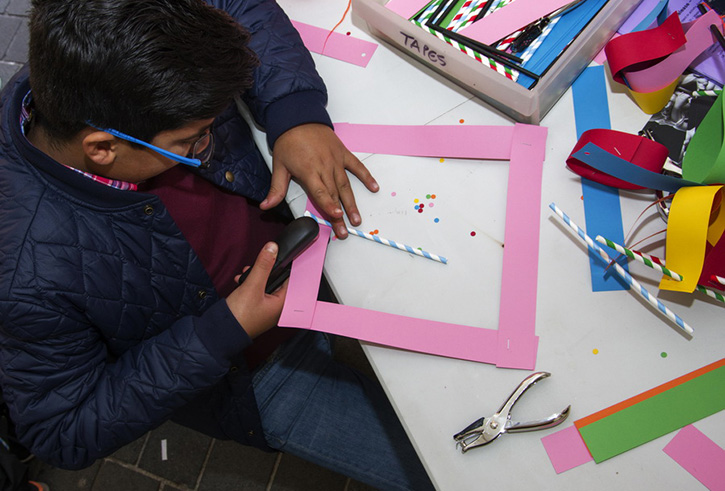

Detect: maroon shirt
[142, 166, 296, 369]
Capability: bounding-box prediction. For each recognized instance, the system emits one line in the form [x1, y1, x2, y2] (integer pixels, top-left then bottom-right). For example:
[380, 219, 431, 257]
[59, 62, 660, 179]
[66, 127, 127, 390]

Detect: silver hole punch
[453, 372, 571, 453]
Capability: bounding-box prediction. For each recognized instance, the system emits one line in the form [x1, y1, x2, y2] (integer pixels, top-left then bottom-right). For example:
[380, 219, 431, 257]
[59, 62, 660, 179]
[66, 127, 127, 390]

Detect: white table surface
[249, 2, 725, 489]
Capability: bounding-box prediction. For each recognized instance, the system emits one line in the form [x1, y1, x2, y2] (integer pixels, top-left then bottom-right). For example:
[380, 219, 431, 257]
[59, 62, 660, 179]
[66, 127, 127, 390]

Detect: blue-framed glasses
[88, 124, 214, 168]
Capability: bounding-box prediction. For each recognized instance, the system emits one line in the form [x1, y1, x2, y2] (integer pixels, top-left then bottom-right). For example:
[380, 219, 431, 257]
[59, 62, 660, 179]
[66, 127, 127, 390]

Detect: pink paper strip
[291, 20, 378, 68]
[457, 0, 571, 45]
[384, 0, 431, 19]
[334, 123, 515, 160]
[664, 425, 725, 491]
[311, 302, 500, 362]
[542, 425, 594, 474]
[280, 124, 546, 368]
[496, 124, 546, 369]
[278, 203, 329, 328]
[625, 11, 724, 93]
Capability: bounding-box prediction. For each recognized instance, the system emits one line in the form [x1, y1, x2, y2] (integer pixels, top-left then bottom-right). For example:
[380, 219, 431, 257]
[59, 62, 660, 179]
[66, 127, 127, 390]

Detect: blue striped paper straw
[549, 203, 693, 335]
[304, 211, 448, 264]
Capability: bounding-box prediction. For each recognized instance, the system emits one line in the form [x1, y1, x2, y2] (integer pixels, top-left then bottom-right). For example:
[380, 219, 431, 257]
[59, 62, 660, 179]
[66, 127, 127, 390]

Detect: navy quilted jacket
[0, 0, 331, 470]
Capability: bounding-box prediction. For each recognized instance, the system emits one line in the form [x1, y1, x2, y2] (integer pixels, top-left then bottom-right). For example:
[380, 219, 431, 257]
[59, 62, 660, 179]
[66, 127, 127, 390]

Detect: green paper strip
[577, 364, 725, 463]
[682, 91, 725, 184]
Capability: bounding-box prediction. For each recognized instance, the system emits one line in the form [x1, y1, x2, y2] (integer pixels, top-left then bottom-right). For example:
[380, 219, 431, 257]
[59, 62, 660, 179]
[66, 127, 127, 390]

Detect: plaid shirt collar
[21, 91, 137, 192]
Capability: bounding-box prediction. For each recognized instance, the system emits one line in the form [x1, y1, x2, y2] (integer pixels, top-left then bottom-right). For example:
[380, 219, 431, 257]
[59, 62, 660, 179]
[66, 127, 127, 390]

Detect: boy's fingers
[245, 242, 278, 288]
[261, 167, 291, 210]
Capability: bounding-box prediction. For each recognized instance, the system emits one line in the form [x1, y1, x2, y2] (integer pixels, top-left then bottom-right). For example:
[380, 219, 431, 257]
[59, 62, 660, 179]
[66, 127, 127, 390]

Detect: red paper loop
[566, 129, 669, 190]
[605, 13, 687, 86]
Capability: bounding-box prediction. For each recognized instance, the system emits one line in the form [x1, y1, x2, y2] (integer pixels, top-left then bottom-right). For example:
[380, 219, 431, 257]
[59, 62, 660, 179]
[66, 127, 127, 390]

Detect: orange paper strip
[575, 358, 725, 429]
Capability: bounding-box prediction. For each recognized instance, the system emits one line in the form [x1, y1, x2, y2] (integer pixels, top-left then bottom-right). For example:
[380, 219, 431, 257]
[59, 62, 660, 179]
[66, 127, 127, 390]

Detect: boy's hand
[262, 123, 379, 239]
[226, 242, 288, 339]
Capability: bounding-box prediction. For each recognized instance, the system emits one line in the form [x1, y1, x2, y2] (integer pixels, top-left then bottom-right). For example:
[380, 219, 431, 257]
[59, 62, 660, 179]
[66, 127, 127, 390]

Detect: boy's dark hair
[29, 0, 259, 144]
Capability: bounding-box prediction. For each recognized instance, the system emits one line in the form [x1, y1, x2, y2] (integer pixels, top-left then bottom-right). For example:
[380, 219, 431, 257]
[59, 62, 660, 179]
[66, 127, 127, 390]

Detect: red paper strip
[566, 129, 669, 190]
[605, 13, 687, 86]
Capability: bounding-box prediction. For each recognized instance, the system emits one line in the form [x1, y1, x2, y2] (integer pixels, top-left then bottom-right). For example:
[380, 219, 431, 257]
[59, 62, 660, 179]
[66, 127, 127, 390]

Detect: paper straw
[304, 211, 448, 265]
[595, 235, 683, 281]
[595, 236, 722, 304]
[696, 285, 725, 303]
[549, 203, 693, 335]
[691, 89, 722, 97]
[712, 275, 725, 286]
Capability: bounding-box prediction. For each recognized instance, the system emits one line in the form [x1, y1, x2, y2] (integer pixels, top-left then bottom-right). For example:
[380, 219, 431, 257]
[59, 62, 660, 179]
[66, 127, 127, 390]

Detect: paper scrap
[575, 359, 725, 463]
[161, 439, 168, 461]
[572, 66, 629, 293]
[334, 123, 515, 160]
[541, 425, 594, 474]
[664, 425, 725, 491]
[660, 185, 725, 293]
[384, 0, 430, 19]
[457, 0, 571, 45]
[291, 20, 378, 68]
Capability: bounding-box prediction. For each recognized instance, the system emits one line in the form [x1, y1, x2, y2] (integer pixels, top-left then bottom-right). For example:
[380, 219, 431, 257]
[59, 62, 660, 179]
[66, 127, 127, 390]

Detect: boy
[0, 1, 433, 489]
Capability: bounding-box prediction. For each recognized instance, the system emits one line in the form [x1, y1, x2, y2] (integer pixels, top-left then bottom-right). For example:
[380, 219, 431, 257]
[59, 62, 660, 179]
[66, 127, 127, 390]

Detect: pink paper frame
[279, 123, 547, 369]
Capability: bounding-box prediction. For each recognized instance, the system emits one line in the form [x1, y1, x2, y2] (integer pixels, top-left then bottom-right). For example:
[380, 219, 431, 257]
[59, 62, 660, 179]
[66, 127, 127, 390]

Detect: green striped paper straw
[596, 237, 723, 303]
[691, 89, 722, 97]
[550, 203, 693, 335]
[696, 285, 725, 303]
[595, 235, 683, 281]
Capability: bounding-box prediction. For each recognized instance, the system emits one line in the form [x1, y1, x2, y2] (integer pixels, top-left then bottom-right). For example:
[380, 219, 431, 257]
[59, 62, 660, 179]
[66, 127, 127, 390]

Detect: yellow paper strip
[660, 185, 724, 293]
[627, 78, 679, 114]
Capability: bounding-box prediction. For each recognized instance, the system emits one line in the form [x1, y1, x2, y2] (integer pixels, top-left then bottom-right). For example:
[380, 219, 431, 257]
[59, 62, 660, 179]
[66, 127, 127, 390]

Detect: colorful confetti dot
[414, 205, 419, 210]
[414, 199, 419, 203]
[346, 32, 351, 36]
[428, 203, 434, 208]
[592, 349, 599, 355]
[470, 231, 476, 237]
[426, 194, 431, 199]
[439, 158, 445, 163]
[431, 194, 436, 199]
[418, 208, 423, 213]
[434, 218, 440, 223]
[391, 192, 397, 197]
[661, 352, 668, 358]
[459, 119, 465, 124]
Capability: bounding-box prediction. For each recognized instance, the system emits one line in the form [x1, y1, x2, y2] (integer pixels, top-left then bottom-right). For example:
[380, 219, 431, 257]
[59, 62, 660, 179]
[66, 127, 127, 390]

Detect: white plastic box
[352, 0, 642, 123]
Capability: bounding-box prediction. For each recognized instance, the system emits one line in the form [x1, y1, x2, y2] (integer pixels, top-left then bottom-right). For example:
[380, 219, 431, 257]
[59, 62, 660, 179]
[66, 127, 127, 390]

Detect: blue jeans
[252, 331, 434, 491]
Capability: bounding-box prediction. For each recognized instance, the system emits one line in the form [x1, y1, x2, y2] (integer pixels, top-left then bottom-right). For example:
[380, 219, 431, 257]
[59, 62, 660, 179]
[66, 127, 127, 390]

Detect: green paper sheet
[682, 91, 725, 184]
[578, 365, 725, 462]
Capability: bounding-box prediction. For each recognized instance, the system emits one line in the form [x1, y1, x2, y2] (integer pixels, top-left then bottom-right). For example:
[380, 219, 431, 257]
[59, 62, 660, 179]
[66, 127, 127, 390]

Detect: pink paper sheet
[334, 123, 515, 160]
[542, 425, 594, 473]
[280, 123, 547, 368]
[291, 20, 378, 68]
[664, 425, 725, 491]
[384, 0, 431, 19]
[457, 0, 571, 45]
[625, 11, 724, 93]
[496, 124, 545, 368]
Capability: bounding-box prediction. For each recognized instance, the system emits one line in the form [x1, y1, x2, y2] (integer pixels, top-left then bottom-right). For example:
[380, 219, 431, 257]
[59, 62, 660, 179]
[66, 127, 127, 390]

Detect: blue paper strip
[572, 143, 702, 192]
[572, 66, 629, 292]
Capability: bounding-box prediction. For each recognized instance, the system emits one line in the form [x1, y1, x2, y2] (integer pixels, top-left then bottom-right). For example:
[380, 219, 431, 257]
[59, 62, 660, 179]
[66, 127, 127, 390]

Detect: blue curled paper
[571, 142, 702, 192]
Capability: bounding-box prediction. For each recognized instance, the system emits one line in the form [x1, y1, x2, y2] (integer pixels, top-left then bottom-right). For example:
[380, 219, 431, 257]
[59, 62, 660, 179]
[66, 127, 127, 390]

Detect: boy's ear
[82, 131, 118, 166]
